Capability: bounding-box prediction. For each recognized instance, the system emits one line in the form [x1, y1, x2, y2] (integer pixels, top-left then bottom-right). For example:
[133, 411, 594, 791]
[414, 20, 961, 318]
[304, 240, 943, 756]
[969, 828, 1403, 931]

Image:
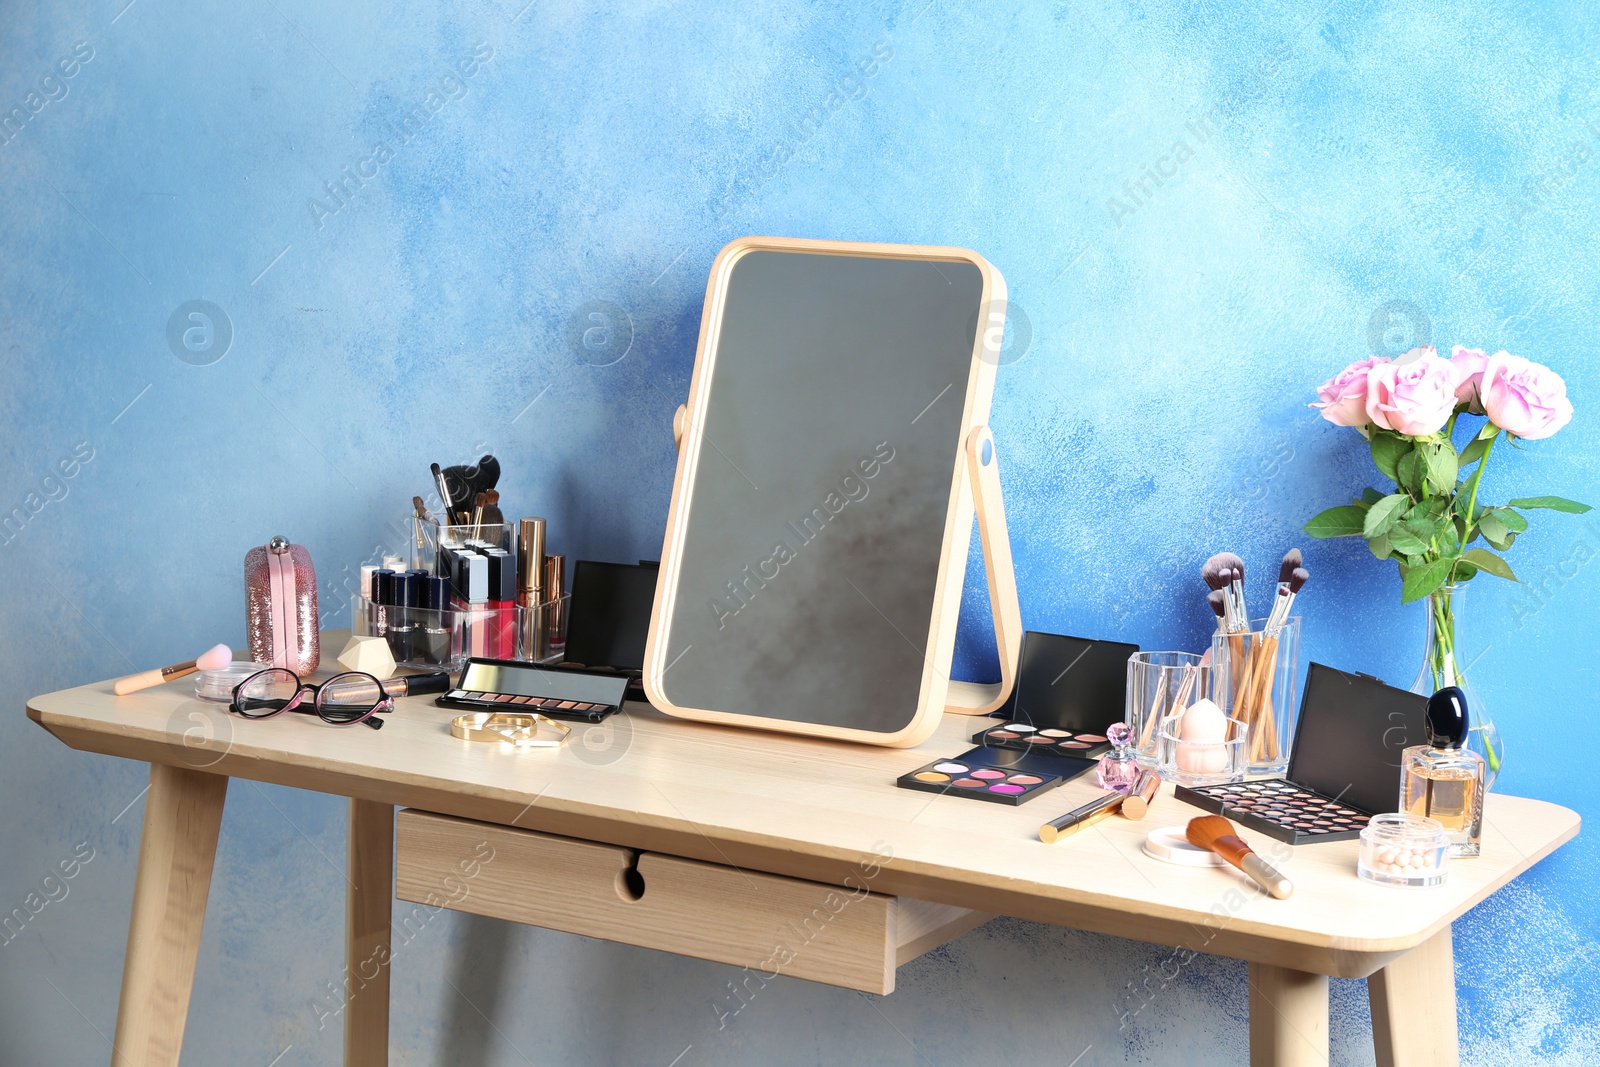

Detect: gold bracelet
[450, 712, 571, 747]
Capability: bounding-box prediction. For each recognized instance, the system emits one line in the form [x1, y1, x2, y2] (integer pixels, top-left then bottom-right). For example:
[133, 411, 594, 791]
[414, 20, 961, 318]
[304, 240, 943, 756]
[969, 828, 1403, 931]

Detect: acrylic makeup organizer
[352, 518, 569, 671]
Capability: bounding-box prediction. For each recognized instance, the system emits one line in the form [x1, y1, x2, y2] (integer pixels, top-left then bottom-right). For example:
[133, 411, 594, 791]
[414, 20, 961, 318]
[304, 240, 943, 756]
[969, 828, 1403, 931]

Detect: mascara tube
[1040, 791, 1126, 844]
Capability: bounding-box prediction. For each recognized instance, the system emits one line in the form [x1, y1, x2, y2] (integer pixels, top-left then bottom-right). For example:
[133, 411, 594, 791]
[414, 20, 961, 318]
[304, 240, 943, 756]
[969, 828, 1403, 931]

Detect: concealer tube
[1120, 771, 1162, 821]
[1040, 791, 1126, 844]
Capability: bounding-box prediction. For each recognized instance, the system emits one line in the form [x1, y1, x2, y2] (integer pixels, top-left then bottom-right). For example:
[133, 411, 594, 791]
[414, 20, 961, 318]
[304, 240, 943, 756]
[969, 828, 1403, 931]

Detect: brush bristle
[1202, 553, 1242, 590]
[1207, 590, 1228, 617]
[1185, 814, 1237, 850]
[1278, 548, 1303, 584]
[1289, 567, 1310, 594]
[196, 643, 233, 671]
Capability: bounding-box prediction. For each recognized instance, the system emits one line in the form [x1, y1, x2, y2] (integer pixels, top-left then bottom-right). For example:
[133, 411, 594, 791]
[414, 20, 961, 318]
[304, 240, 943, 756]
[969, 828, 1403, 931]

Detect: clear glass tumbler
[1125, 651, 1216, 770]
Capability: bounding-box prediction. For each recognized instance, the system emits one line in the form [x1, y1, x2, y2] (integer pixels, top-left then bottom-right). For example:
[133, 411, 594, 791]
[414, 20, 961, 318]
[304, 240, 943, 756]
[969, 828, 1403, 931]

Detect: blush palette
[436, 658, 628, 724]
[1174, 781, 1373, 843]
[975, 631, 1138, 758]
[895, 746, 1088, 806]
[970, 722, 1112, 758]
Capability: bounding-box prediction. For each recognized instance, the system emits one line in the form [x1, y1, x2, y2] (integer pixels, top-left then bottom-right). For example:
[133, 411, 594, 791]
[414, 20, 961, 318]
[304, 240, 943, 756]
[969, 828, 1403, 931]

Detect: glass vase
[1410, 583, 1503, 790]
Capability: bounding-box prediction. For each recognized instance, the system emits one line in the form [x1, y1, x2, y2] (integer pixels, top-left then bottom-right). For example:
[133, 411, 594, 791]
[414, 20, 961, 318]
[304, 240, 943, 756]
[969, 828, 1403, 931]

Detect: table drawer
[394, 809, 987, 994]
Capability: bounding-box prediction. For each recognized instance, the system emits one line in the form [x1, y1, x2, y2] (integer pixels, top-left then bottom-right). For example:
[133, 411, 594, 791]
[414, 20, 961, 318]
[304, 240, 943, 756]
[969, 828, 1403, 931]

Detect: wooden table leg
[344, 799, 393, 1067]
[1369, 927, 1458, 1067]
[1248, 962, 1330, 1066]
[112, 763, 229, 1067]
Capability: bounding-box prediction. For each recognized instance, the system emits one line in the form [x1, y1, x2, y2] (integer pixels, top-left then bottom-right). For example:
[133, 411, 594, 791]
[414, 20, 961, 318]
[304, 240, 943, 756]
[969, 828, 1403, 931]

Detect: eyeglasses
[230, 668, 393, 730]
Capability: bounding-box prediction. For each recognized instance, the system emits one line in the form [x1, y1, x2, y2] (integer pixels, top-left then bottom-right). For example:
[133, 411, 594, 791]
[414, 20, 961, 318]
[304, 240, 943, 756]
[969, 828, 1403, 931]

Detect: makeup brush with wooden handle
[1186, 815, 1294, 899]
[113, 644, 233, 695]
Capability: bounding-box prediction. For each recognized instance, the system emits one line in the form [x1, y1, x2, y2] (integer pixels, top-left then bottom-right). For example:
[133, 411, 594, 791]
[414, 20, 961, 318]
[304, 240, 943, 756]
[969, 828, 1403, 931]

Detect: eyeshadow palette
[977, 631, 1139, 753]
[895, 746, 1090, 806]
[436, 658, 628, 723]
[970, 721, 1112, 758]
[1172, 663, 1430, 845]
[1175, 780, 1373, 843]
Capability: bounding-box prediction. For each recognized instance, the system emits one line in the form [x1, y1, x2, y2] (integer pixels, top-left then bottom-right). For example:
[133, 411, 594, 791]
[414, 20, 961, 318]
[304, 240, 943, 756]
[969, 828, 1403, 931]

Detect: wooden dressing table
[28, 654, 1578, 1067]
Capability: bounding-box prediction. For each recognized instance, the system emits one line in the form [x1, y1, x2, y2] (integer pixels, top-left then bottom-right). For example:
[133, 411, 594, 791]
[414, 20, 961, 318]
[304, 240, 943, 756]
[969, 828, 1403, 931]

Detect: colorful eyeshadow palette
[1171, 664, 1431, 845]
[895, 747, 1083, 806]
[436, 658, 627, 723]
[1175, 781, 1374, 843]
[970, 721, 1113, 758]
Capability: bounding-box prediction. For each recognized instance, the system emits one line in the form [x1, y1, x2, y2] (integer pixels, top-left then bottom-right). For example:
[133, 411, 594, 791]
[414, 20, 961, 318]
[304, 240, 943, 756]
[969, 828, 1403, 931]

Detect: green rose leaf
[1363, 494, 1410, 539]
[1478, 512, 1511, 549]
[1461, 547, 1518, 582]
[1370, 434, 1410, 482]
[1369, 533, 1393, 561]
[1422, 442, 1459, 495]
[1401, 558, 1455, 603]
[1362, 487, 1386, 505]
[1304, 506, 1368, 538]
[1494, 508, 1529, 533]
[1454, 560, 1480, 582]
[1458, 435, 1491, 467]
[1508, 496, 1593, 514]
[1397, 451, 1426, 497]
[1386, 524, 1430, 556]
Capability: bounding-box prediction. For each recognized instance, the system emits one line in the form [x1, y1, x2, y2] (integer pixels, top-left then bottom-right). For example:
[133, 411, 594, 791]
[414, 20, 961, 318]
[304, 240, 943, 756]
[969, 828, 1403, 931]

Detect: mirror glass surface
[658, 249, 985, 732]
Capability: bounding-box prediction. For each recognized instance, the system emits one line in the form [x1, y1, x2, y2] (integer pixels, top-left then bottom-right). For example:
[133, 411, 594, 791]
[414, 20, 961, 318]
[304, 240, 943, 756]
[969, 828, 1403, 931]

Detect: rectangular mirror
[644, 237, 1010, 746]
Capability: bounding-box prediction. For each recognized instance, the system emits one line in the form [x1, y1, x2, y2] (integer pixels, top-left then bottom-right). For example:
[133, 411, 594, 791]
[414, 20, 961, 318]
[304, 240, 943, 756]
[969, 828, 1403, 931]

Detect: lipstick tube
[1040, 791, 1126, 844]
[517, 518, 547, 659]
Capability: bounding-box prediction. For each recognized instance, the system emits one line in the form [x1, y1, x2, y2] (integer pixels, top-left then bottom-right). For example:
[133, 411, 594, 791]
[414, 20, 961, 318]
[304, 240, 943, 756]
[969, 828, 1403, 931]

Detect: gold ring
[450, 712, 571, 747]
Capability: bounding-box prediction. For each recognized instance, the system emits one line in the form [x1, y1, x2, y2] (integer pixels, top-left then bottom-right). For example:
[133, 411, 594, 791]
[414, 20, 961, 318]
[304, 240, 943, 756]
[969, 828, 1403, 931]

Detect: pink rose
[1450, 345, 1491, 413]
[1366, 348, 1458, 436]
[1481, 353, 1574, 440]
[1311, 356, 1390, 427]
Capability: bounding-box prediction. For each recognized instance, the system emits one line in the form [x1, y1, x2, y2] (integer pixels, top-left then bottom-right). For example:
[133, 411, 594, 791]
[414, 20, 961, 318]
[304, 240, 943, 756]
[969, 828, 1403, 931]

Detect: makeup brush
[1206, 589, 1228, 633]
[481, 489, 504, 535]
[114, 644, 233, 695]
[1202, 554, 1246, 633]
[1186, 815, 1294, 899]
[1265, 555, 1309, 639]
[431, 463, 459, 526]
[471, 492, 487, 540]
[412, 495, 435, 526]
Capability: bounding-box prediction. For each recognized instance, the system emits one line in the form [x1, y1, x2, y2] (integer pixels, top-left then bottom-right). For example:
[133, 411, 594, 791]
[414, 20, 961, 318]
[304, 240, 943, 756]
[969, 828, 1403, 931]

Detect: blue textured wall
[3, 0, 1596, 1063]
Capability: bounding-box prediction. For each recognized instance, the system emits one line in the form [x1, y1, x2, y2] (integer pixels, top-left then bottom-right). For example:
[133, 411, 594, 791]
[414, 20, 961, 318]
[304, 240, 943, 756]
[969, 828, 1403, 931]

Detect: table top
[29, 649, 1579, 979]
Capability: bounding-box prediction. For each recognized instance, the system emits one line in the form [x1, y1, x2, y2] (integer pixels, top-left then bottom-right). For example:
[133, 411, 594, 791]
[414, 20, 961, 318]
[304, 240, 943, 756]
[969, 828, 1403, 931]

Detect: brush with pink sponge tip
[113, 644, 233, 695]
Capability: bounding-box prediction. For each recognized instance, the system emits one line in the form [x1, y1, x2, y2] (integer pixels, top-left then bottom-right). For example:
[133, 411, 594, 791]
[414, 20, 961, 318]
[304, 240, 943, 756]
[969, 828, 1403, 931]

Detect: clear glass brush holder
[353, 592, 568, 670]
[1211, 617, 1301, 777]
[1126, 651, 1217, 769]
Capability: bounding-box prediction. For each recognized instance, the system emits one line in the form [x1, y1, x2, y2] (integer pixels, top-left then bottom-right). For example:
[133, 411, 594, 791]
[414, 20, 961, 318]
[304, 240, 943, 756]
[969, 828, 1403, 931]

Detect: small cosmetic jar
[1156, 715, 1248, 786]
[196, 661, 268, 703]
[1358, 813, 1449, 888]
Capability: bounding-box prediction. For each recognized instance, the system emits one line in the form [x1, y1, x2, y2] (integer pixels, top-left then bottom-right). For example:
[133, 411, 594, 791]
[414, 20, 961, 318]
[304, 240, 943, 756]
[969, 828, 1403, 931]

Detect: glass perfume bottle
[1097, 722, 1142, 792]
[1400, 686, 1485, 857]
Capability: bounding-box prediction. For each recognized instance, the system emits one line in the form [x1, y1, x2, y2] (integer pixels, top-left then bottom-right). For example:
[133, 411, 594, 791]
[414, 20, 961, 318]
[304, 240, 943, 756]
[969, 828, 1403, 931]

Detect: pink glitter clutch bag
[244, 536, 320, 673]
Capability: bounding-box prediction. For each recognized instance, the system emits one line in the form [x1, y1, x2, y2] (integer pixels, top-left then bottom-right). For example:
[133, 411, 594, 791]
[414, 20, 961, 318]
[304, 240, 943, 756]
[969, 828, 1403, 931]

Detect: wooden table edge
[30, 697, 1580, 980]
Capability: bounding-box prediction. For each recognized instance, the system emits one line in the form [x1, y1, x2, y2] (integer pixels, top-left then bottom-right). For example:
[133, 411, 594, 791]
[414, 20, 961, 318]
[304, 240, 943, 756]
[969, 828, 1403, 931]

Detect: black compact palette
[895, 746, 1092, 806]
[437, 658, 629, 723]
[971, 631, 1140, 759]
[1175, 663, 1430, 844]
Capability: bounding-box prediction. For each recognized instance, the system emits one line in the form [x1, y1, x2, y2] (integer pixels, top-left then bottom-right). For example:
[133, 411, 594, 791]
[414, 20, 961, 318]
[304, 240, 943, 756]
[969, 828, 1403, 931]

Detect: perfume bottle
[1097, 722, 1142, 792]
[1399, 687, 1485, 857]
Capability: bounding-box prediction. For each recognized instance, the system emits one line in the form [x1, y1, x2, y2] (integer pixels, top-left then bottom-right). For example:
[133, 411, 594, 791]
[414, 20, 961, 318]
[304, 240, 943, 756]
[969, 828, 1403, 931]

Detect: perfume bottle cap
[1426, 686, 1469, 749]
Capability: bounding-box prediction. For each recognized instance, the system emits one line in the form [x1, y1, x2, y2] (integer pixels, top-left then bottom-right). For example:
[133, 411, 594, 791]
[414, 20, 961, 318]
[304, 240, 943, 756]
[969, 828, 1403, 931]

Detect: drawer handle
[616, 850, 646, 903]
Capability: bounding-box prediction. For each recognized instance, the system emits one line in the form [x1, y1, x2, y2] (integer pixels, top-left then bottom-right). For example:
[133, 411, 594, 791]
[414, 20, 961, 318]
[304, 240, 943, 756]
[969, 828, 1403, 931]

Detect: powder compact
[896, 745, 1091, 806]
[1175, 663, 1429, 844]
[436, 658, 628, 723]
[971, 631, 1140, 759]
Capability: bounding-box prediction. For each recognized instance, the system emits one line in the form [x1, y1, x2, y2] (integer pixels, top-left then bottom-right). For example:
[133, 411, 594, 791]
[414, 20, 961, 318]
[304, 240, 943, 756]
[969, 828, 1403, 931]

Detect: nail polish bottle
[1399, 686, 1485, 857]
